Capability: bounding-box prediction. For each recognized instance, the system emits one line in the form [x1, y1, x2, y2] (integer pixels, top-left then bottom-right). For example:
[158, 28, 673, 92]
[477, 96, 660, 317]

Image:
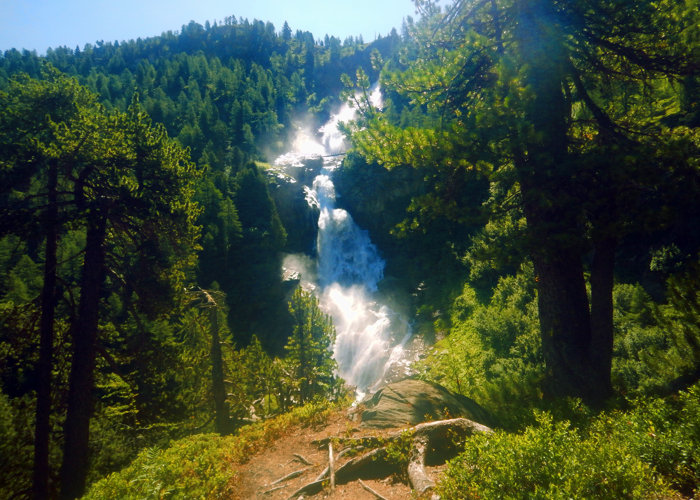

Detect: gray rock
[358, 379, 496, 429]
[265, 165, 319, 254]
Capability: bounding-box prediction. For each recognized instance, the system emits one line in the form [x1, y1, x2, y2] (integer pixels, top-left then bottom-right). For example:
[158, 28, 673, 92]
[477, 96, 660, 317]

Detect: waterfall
[275, 90, 411, 395]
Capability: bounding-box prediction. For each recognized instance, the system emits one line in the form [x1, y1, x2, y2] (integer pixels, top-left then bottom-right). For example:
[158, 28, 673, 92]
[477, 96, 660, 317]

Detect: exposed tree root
[328, 442, 336, 491]
[270, 466, 311, 486]
[407, 433, 433, 494]
[358, 479, 390, 500]
[292, 453, 314, 466]
[287, 479, 324, 499]
[333, 447, 396, 481]
[291, 417, 492, 498]
[262, 484, 287, 495]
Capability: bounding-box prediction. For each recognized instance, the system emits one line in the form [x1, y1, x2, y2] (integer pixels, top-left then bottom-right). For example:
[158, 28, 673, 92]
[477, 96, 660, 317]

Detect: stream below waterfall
[273, 93, 415, 396]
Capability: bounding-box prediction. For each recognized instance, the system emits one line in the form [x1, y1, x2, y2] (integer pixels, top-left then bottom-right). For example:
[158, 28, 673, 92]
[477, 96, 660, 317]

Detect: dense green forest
[1, 1, 699, 499]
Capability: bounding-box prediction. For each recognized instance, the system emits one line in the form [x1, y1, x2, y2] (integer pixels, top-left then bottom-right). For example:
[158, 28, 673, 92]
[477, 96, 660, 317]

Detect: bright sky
[0, 0, 418, 54]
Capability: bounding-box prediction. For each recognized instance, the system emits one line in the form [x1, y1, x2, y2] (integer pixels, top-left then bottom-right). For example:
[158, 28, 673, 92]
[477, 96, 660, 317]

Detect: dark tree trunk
[60, 214, 107, 500]
[515, 0, 597, 401]
[209, 303, 230, 435]
[33, 160, 58, 499]
[531, 250, 593, 398]
[589, 233, 616, 402]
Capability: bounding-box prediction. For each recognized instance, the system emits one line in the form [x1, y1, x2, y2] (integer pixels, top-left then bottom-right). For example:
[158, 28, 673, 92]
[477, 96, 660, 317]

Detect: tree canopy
[350, 0, 700, 402]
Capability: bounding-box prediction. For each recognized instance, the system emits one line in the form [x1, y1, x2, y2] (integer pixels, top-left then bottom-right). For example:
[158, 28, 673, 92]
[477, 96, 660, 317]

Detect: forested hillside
[1, 1, 699, 499]
[1, 16, 402, 346]
[0, 17, 399, 498]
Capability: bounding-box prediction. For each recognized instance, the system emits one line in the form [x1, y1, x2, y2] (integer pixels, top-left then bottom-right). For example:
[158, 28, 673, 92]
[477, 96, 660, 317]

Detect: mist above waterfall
[274, 128, 326, 168]
[275, 90, 411, 394]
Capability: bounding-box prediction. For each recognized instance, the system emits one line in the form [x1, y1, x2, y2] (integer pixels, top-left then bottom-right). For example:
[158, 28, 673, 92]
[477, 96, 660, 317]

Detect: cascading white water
[314, 174, 384, 290]
[275, 89, 411, 395]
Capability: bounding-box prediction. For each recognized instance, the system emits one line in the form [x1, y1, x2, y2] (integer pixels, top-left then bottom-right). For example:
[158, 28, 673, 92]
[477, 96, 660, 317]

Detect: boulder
[358, 379, 496, 429]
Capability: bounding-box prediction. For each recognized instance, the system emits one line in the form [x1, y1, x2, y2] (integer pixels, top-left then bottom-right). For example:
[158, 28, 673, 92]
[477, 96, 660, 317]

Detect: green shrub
[438, 384, 700, 499]
[0, 392, 37, 499]
[83, 399, 343, 499]
[417, 264, 544, 428]
[592, 385, 700, 496]
[611, 283, 668, 394]
[437, 412, 665, 499]
[612, 262, 700, 396]
[83, 434, 237, 499]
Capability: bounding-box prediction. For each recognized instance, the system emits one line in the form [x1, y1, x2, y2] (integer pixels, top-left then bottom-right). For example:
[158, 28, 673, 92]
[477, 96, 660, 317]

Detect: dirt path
[230, 408, 443, 499]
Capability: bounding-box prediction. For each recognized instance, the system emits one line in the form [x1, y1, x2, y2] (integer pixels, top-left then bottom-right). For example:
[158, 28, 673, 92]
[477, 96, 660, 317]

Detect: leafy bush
[592, 385, 700, 495]
[437, 412, 665, 499]
[83, 434, 237, 499]
[417, 264, 543, 428]
[438, 384, 700, 499]
[0, 392, 35, 499]
[611, 283, 669, 393]
[612, 260, 700, 396]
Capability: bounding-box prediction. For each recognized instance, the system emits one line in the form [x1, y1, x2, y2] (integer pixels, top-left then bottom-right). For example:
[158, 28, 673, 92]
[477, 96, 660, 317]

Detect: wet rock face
[266, 161, 321, 254]
[358, 379, 497, 429]
[284, 157, 324, 185]
[334, 162, 422, 232]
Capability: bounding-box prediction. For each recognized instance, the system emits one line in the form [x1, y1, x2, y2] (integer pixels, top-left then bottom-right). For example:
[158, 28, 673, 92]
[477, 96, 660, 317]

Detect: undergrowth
[437, 383, 700, 499]
[82, 398, 346, 499]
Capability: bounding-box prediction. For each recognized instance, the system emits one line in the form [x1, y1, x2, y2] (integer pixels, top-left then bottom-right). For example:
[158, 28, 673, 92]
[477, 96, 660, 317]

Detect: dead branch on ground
[292, 417, 492, 497]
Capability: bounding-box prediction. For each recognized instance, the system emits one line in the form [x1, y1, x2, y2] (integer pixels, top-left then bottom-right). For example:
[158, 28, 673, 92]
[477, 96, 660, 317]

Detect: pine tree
[284, 288, 338, 404]
[1, 74, 201, 497]
[0, 69, 107, 499]
[58, 95, 201, 498]
[351, 0, 700, 403]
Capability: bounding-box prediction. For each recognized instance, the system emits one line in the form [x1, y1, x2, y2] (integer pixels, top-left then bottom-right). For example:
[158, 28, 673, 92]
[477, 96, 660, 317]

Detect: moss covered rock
[359, 379, 496, 428]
